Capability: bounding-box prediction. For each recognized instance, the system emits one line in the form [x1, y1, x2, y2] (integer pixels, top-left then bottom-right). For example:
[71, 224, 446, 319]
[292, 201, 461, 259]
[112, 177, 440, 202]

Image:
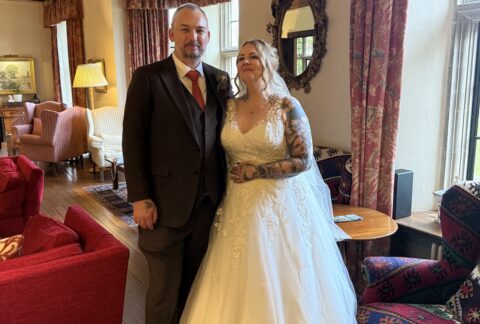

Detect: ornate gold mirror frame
[267, 0, 328, 93]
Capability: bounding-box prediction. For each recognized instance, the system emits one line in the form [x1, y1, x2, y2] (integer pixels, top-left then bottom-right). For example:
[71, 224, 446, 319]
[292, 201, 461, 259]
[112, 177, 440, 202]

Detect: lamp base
[85, 87, 95, 109]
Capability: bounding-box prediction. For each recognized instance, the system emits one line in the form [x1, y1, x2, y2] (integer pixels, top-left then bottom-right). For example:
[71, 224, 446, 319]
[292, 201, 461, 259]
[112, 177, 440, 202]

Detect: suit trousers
[139, 196, 216, 324]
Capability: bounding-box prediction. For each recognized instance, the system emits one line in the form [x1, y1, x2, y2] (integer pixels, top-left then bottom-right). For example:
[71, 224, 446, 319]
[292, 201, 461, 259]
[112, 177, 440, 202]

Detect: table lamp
[72, 63, 108, 109]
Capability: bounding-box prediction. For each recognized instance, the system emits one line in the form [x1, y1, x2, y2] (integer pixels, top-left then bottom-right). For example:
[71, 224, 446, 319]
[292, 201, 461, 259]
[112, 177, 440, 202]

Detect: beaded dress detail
[181, 97, 357, 324]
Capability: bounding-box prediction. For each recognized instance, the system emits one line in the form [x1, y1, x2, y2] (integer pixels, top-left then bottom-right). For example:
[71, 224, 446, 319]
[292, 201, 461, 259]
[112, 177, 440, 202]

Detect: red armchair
[0, 205, 130, 324]
[0, 155, 44, 237]
[10, 101, 68, 154]
[357, 181, 480, 323]
[15, 103, 88, 174]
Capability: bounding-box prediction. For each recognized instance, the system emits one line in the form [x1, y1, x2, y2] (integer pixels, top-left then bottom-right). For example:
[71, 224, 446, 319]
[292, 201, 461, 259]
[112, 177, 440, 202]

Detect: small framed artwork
[87, 58, 108, 93]
[0, 56, 36, 94]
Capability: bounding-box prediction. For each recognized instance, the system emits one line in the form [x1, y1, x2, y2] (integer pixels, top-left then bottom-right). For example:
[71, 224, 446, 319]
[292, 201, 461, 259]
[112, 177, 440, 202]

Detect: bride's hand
[230, 162, 262, 183]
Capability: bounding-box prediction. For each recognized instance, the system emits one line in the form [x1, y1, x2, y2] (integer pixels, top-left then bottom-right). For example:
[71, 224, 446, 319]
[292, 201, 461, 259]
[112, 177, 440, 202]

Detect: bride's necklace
[242, 96, 270, 115]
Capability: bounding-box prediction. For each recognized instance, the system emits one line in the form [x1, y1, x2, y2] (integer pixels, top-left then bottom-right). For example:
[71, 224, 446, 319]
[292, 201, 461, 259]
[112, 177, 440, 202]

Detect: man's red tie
[186, 70, 205, 111]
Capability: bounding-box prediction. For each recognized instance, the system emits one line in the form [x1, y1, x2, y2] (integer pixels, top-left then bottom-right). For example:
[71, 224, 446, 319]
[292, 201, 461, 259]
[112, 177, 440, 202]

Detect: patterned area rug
[84, 182, 135, 225]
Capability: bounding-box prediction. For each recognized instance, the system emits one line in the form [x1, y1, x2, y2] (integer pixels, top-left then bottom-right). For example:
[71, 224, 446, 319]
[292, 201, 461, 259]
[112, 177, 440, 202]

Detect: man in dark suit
[122, 3, 231, 323]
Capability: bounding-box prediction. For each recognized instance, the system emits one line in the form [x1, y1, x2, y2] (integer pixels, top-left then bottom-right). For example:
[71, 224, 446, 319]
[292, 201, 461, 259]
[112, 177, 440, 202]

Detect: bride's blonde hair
[234, 39, 282, 97]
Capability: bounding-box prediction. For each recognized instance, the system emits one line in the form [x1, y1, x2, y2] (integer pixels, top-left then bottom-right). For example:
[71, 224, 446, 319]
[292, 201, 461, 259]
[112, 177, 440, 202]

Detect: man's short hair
[170, 3, 208, 28]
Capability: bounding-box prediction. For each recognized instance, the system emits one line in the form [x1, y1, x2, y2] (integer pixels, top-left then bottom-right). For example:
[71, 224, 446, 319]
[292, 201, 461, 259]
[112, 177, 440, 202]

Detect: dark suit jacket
[122, 56, 231, 228]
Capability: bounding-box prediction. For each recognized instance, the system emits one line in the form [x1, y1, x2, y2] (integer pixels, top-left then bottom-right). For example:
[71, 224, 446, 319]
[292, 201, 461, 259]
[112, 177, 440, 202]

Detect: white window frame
[220, 0, 239, 79]
[442, 2, 480, 185]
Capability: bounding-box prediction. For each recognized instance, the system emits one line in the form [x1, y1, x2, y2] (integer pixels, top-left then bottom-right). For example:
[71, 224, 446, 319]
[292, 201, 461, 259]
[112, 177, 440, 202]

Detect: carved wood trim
[267, 0, 328, 93]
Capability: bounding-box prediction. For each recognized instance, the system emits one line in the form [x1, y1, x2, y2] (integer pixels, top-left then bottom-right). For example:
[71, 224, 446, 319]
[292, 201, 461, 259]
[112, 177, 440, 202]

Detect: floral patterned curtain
[125, 0, 229, 10]
[50, 25, 61, 102]
[347, 0, 408, 293]
[43, 0, 83, 27]
[125, 0, 230, 76]
[44, 0, 86, 107]
[67, 18, 86, 107]
[127, 9, 169, 76]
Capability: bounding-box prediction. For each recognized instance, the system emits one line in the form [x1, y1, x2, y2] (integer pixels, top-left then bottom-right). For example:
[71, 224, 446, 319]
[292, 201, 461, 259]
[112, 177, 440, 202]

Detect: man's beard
[183, 41, 204, 59]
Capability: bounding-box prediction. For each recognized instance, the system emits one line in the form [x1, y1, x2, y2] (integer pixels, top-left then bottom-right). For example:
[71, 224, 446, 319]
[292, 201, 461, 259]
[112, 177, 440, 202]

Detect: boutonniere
[216, 73, 229, 93]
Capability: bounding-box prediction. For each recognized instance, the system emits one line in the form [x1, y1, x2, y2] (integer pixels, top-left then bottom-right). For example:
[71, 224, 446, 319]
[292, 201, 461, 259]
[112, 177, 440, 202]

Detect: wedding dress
[181, 97, 357, 324]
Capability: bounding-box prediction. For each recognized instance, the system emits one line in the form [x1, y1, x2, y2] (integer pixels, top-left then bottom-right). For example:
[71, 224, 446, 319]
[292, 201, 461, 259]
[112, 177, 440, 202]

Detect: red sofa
[0, 205, 130, 324]
[0, 155, 44, 237]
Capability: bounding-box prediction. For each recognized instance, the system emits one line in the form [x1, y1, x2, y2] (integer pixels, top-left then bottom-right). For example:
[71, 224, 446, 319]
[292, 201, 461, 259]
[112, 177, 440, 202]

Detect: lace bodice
[221, 96, 288, 166]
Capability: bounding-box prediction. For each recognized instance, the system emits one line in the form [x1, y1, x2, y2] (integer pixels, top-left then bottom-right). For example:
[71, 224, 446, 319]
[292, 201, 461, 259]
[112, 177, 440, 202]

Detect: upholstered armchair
[18, 105, 88, 175]
[10, 101, 67, 155]
[0, 205, 129, 323]
[357, 181, 480, 323]
[86, 106, 123, 181]
[0, 155, 44, 237]
[314, 145, 352, 204]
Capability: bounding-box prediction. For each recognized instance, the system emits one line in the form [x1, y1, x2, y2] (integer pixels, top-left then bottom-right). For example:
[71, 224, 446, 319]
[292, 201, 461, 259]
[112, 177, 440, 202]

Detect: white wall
[396, 0, 455, 210]
[240, 0, 455, 210]
[83, 0, 118, 108]
[0, 0, 54, 102]
[240, 0, 352, 150]
[112, 0, 128, 109]
[202, 5, 221, 69]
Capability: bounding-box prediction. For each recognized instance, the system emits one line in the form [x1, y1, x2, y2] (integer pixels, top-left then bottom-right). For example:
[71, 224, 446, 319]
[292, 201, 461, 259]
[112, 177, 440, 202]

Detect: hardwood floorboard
[1, 146, 147, 323]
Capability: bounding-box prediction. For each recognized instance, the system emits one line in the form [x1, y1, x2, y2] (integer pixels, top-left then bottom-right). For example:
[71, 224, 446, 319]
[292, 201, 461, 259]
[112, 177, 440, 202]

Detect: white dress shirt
[172, 53, 207, 104]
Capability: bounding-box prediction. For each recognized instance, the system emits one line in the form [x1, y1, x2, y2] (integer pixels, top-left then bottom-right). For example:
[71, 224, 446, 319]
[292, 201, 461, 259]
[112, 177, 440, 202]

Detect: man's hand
[133, 199, 158, 230]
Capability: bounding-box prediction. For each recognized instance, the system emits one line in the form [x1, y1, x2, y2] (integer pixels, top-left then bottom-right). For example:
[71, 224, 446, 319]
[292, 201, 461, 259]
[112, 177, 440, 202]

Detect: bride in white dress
[181, 39, 357, 324]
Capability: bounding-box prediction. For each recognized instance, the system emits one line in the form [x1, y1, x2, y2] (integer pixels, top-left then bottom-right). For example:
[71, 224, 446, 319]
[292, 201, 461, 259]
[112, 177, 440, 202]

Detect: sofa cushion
[0, 243, 82, 272]
[32, 117, 42, 136]
[0, 159, 25, 210]
[0, 234, 24, 261]
[22, 214, 79, 255]
[446, 263, 480, 323]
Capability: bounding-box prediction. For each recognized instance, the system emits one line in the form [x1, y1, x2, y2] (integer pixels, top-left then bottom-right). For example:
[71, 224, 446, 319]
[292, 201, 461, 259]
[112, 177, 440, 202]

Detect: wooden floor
[1, 143, 147, 324]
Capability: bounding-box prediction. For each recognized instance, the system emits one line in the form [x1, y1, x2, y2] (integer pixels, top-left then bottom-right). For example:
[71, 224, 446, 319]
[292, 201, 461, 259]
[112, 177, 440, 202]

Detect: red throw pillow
[32, 117, 42, 136]
[22, 214, 79, 255]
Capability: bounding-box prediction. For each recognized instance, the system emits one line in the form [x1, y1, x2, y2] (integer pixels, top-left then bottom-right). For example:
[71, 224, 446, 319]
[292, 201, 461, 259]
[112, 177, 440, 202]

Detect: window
[443, 1, 480, 184]
[56, 21, 73, 107]
[467, 25, 480, 180]
[220, 0, 239, 81]
[167, 1, 239, 86]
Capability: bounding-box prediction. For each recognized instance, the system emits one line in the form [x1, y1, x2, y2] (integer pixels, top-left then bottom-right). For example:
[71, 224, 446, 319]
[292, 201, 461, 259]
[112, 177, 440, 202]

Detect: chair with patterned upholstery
[86, 106, 124, 181]
[357, 181, 480, 323]
[314, 145, 352, 204]
[10, 101, 67, 155]
[17, 105, 88, 175]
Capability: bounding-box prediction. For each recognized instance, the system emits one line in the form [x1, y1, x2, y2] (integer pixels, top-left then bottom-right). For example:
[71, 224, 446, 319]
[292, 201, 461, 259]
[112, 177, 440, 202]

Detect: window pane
[222, 0, 239, 51]
[305, 36, 314, 56]
[297, 38, 304, 56]
[296, 59, 303, 74]
[57, 21, 72, 107]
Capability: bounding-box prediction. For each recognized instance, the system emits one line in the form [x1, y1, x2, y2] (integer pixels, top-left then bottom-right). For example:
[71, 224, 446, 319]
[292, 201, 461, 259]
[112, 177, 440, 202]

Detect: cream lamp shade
[72, 63, 108, 109]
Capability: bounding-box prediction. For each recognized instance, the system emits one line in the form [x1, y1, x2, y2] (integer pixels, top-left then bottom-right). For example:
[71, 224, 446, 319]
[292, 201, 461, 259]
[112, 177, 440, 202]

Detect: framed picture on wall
[0, 56, 36, 94]
[87, 58, 108, 93]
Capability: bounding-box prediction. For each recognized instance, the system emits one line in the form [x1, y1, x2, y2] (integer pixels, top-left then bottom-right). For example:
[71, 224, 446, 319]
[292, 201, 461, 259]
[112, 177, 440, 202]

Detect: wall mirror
[267, 0, 328, 93]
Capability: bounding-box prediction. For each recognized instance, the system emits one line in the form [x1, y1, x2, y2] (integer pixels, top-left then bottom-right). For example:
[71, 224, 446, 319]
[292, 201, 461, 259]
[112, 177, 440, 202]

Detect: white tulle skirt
[180, 171, 357, 324]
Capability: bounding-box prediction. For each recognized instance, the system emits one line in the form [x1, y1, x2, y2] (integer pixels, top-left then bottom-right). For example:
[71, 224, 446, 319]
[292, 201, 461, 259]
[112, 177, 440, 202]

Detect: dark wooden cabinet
[0, 104, 26, 141]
